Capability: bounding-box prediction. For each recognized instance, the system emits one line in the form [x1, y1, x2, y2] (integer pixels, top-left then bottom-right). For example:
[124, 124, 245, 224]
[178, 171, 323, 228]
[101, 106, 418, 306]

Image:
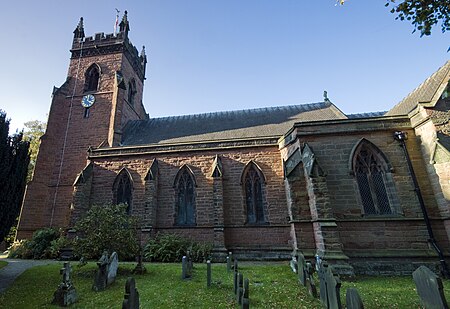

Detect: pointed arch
[241, 161, 267, 224]
[84, 63, 101, 92]
[127, 78, 136, 106]
[113, 167, 133, 214]
[174, 165, 196, 226]
[350, 139, 399, 215]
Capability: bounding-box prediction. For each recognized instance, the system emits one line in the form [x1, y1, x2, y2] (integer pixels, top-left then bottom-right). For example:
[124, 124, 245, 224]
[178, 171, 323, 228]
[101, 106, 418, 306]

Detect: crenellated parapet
[70, 12, 146, 82]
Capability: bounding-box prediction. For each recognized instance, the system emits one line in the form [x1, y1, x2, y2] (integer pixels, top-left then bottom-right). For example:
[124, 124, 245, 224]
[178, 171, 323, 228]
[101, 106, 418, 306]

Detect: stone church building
[16, 13, 450, 274]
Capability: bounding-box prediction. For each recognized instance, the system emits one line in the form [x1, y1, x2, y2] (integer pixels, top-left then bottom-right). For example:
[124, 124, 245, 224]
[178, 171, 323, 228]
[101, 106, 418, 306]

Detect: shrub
[7, 227, 66, 259]
[73, 203, 139, 261]
[144, 233, 212, 262]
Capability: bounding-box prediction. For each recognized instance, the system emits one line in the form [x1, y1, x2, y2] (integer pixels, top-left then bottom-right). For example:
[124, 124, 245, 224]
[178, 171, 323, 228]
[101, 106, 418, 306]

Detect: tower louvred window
[85, 64, 100, 92]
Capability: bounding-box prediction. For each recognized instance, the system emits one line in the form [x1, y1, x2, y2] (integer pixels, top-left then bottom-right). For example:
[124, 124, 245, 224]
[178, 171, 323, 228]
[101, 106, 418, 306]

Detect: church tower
[16, 12, 148, 238]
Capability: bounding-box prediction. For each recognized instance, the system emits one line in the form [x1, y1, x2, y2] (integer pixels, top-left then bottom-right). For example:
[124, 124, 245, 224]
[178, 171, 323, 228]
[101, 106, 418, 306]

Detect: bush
[8, 227, 66, 259]
[73, 203, 139, 261]
[144, 233, 212, 262]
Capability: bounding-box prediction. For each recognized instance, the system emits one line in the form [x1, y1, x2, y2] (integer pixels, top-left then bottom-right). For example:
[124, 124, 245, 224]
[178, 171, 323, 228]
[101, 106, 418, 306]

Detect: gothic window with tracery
[243, 162, 266, 224]
[174, 167, 196, 226]
[353, 141, 394, 215]
[84, 64, 100, 92]
[113, 169, 133, 214]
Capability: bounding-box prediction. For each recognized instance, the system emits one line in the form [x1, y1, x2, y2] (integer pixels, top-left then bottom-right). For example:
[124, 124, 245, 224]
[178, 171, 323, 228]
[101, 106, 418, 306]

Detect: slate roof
[386, 61, 450, 116]
[121, 101, 348, 146]
[346, 111, 387, 119]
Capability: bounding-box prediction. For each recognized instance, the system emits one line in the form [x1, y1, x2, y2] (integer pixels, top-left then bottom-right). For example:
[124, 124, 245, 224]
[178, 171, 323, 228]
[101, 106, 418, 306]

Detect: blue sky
[1, 1, 448, 132]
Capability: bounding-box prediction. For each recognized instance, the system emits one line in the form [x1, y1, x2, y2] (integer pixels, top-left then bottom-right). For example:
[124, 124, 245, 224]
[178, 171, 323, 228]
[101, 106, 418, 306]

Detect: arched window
[127, 79, 136, 106]
[242, 161, 266, 224]
[84, 64, 100, 92]
[351, 139, 397, 215]
[113, 168, 133, 214]
[174, 166, 196, 226]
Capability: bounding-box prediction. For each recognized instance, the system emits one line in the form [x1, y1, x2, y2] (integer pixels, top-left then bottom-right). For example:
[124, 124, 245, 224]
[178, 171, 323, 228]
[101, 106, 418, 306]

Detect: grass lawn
[0, 262, 449, 308]
[0, 260, 7, 270]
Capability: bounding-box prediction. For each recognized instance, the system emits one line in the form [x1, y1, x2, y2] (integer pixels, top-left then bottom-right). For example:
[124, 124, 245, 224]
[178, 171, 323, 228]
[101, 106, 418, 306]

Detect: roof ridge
[148, 101, 327, 121]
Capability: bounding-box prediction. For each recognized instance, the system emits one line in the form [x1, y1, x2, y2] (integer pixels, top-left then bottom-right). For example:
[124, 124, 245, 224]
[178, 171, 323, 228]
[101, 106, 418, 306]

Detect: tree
[23, 120, 46, 181]
[0, 111, 30, 243]
[73, 203, 139, 260]
[385, 0, 450, 36]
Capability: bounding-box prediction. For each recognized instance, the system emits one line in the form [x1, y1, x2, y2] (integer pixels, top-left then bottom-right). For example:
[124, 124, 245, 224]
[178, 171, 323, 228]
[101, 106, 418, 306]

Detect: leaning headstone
[413, 265, 449, 309]
[52, 262, 78, 306]
[305, 261, 318, 298]
[242, 278, 250, 309]
[318, 262, 342, 309]
[207, 260, 212, 287]
[107, 251, 119, 285]
[93, 251, 109, 291]
[122, 277, 140, 309]
[236, 273, 244, 305]
[297, 252, 306, 286]
[346, 288, 364, 309]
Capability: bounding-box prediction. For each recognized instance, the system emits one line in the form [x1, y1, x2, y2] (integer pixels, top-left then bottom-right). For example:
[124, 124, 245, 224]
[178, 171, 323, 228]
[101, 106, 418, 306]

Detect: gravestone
[233, 271, 238, 294]
[305, 261, 318, 298]
[107, 252, 119, 285]
[52, 262, 78, 306]
[346, 288, 364, 309]
[207, 260, 212, 287]
[93, 251, 109, 291]
[236, 273, 244, 305]
[234, 258, 238, 273]
[290, 255, 298, 274]
[122, 277, 140, 309]
[182, 256, 190, 280]
[227, 255, 231, 273]
[132, 253, 147, 275]
[242, 278, 250, 309]
[413, 265, 449, 309]
[297, 252, 306, 286]
[318, 262, 342, 309]
[93, 251, 119, 291]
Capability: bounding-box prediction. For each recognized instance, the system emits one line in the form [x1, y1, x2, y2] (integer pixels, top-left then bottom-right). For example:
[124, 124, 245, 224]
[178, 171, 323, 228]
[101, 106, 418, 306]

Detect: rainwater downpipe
[394, 131, 450, 278]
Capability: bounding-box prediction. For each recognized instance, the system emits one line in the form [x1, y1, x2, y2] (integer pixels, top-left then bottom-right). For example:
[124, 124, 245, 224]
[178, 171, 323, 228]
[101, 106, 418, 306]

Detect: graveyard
[1, 257, 450, 308]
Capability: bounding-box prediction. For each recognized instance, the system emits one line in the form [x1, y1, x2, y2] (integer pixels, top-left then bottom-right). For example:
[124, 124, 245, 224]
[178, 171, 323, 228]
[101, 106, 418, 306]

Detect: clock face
[81, 94, 95, 108]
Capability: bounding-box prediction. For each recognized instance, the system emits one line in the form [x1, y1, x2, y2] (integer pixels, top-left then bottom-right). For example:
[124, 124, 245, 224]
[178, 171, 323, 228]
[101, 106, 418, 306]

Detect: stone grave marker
[182, 256, 189, 280]
[318, 262, 342, 309]
[290, 253, 298, 273]
[107, 251, 119, 285]
[93, 251, 109, 291]
[297, 252, 306, 286]
[236, 273, 244, 305]
[346, 288, 364, 309]
[132, 252, 147, 275]
[207, 260, 212, 287]
[413, 265, 449, 309]
[52, 262, 78, 306]
[242, 278, 250, 309]
[233, 271, 238, 294]
[227, 255, 231, 273]
[306, 261, 318, 298]
[122, 277, 140, 309]
[234, 258, 238, 273]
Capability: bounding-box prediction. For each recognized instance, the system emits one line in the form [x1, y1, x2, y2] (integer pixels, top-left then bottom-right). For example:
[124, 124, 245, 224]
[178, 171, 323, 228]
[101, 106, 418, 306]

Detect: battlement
[69, 13, 147, 81]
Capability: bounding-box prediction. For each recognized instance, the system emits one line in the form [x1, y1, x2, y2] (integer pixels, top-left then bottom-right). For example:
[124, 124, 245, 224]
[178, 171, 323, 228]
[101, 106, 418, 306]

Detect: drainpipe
[394, 131, 450, 278]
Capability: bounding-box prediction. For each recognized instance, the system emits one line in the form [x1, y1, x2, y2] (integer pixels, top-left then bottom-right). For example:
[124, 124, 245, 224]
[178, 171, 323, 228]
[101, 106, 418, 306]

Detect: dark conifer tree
[0, 111, 30, 243]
